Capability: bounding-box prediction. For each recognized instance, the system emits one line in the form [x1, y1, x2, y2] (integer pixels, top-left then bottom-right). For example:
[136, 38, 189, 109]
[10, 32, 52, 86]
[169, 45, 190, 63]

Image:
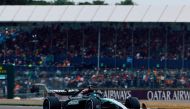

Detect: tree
[0, 0, 27, 5]
[92, 0, 107, 5]
[78, 2, 92, 5]
[15, 0, 29, 5]
[54, 0, 74, 5]
[28, 0, 51, 5]
[0, 0, 50, 5]
[117, 0, 134, 5]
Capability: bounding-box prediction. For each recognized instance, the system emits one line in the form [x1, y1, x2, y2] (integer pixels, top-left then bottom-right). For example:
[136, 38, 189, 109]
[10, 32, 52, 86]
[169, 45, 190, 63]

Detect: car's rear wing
[48, 89, 80, 96]
[31, 83, 81, 97]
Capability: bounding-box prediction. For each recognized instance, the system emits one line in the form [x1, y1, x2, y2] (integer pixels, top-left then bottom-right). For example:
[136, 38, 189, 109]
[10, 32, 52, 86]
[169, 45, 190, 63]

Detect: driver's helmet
[81, 88, 94, 95]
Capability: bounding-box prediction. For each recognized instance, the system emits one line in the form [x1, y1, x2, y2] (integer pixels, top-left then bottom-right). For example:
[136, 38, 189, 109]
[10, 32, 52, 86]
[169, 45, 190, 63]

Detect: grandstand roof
[0, 5, 189, 22]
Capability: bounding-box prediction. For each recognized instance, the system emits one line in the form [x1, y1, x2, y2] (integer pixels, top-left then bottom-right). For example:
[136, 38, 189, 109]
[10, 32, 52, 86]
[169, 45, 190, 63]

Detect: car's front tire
[43, 96, 61, 109]
[85, 100, 93, 109]
[125, 97, 140, 109]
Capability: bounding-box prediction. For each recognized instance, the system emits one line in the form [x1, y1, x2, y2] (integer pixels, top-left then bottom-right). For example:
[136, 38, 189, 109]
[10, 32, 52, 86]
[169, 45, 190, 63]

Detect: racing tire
[43, 96, 61, 109]
[125, 97, 140, 109]
[85, 100, 93, 109]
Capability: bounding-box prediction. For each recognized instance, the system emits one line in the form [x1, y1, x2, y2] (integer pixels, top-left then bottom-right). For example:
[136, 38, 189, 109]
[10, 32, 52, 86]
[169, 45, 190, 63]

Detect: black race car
[43, 87, 146, 109]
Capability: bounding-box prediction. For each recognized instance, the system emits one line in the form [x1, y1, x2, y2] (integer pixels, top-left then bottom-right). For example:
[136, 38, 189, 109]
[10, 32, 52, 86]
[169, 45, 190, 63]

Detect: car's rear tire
[85, 97, 101, 109]
[43, 96, 61, 109]
[125, 97, 140, 109]
[85, 100, 93, 109]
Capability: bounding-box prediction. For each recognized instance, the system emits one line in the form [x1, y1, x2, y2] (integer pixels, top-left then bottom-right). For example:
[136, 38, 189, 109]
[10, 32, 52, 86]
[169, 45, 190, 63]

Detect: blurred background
[0, 0, 190, 100]
[0, 22, 190, 98]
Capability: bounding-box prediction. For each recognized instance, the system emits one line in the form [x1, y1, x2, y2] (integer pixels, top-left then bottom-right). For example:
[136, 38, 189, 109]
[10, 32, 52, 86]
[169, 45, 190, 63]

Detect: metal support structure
[182, 27, 185, 71]
[148, 26, 151, 69]
[114, 25, 118, 73]
[66, 29, 69, 73]
[82, 29, 85, 64]
[131, 25, 134, 71]
[0, 65, 15, 99]
[165, 26, 168, 72]
[66, 30, 69, 53]
[3, 40, 6, 64]
[97, 27, 101, 74]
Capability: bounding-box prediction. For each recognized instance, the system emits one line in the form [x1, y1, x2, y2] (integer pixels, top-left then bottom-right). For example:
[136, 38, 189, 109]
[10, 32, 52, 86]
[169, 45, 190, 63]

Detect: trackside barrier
[30, 84, 190, 101]
[94, 88, 190, 101]
[14, 92, 44, 99]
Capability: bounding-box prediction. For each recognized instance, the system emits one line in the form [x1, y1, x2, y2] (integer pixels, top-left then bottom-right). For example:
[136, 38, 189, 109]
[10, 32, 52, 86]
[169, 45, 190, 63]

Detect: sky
[43, 0, 190, 5]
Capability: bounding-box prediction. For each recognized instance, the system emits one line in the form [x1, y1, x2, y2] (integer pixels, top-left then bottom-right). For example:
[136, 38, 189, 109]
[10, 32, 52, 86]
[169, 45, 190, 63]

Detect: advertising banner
[95, 89, 190, 101]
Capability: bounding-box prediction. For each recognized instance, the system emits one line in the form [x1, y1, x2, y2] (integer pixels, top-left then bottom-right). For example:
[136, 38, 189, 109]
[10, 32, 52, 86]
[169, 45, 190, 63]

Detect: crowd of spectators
[0, 23, 190, 95]
[12, 68, 190, 94]
[0, 23, 190, 68]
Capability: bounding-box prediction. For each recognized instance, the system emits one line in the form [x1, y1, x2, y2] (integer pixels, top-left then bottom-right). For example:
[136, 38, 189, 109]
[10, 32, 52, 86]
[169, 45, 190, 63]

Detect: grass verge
[140, 100, 190, 109]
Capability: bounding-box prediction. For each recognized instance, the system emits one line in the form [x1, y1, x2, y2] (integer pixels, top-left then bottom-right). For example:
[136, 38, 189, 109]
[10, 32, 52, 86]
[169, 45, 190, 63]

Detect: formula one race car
[43, 87, 146, 109]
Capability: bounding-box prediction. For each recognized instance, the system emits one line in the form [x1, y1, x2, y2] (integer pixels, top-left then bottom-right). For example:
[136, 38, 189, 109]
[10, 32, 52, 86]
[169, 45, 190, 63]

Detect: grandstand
[0, 5, 190, 98]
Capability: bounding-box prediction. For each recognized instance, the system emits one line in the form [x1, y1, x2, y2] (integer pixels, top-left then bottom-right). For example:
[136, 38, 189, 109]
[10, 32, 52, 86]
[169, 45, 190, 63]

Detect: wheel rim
[43, 100, 50, 109]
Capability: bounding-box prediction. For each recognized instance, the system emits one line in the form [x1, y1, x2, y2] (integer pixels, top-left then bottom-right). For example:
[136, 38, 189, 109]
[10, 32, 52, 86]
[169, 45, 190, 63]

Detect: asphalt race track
[0, 106, 151, 109]
[0, 106, 152, 109]
[0, 106, 42, 109]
